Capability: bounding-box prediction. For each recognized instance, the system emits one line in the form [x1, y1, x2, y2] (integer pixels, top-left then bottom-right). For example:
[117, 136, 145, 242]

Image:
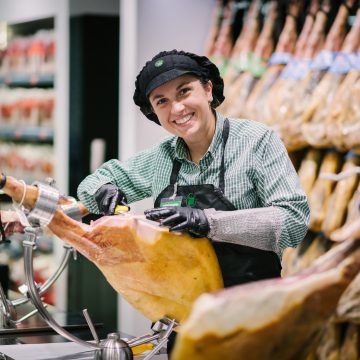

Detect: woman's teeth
[176, 114, 192, 124]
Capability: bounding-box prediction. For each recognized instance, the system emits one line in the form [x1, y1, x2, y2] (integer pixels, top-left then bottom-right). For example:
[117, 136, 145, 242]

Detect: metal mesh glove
[144, 206, 209, 238]
[94, 184, 127, 215]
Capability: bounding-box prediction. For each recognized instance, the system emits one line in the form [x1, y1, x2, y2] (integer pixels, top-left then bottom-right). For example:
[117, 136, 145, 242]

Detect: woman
[77, 49, 309, 287]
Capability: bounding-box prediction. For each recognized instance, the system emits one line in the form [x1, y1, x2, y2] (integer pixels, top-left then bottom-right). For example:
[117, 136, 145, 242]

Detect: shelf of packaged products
[0, 126, 54, 142]
[0, 73, 54, 87]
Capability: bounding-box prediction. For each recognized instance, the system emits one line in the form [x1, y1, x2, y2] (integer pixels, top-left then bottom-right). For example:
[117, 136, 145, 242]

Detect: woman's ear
[205, 80, 213, 102]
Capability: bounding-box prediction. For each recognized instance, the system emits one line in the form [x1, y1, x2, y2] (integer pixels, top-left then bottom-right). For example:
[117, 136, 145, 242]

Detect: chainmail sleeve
[204, 207, 284, 258]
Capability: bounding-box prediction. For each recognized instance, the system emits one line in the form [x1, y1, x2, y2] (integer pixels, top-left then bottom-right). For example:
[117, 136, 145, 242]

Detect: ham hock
[0, 176, 223, 323]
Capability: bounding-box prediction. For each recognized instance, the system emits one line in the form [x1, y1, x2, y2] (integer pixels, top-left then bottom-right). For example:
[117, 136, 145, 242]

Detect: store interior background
[0, 0, 216, 338]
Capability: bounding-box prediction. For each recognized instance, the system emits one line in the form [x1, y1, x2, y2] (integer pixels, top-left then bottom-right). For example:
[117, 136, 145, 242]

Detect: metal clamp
[27, 182, 60, 227]
[60, 202, 82, 222]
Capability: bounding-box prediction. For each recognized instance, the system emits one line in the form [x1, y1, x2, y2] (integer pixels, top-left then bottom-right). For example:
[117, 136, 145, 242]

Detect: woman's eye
[179, 87, 190, 96]
[156, 98, 167, 106]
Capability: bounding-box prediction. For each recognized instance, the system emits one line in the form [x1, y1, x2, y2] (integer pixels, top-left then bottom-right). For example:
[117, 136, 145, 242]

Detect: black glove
[94, 183, 127, 215]
[144, 206, 209, 238]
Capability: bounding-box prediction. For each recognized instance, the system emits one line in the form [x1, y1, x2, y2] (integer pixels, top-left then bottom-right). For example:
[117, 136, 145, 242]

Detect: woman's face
[148, 74, 215, 144]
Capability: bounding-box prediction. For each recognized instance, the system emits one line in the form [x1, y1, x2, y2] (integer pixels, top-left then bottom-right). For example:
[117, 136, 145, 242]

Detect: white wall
[0, 0, 58, 22]
[118, 0, 216, 338]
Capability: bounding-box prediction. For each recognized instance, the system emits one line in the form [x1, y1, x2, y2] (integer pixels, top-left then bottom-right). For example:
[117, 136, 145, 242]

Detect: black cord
[0, 211, 9, 245]
[0, 174, 6, 189]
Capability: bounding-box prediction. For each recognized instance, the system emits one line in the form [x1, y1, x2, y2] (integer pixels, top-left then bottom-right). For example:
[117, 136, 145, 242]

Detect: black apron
[154, 119, 281, 287]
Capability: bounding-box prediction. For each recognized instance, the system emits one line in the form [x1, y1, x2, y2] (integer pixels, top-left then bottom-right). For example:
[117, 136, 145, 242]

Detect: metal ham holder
[0, 180, 177, 360]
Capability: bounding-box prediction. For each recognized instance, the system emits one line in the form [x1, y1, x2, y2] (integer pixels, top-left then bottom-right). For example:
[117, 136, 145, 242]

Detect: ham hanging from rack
[222, 0, 278, 117]
[297, 148, 323, 199]
[282, 1, 352, 151]
[331, 54, 360, 153]
[243, 0, 302, 122]
[220, 0, 261, 98]
[308, 151, 342, 232]
[322, 52, 360, 151]
[321, 153, 360, 237]
[209, 0, 236, 77]
[262, 0, 325, 136]
[301, 6, 360, 148]
[204, 0, 225, 59]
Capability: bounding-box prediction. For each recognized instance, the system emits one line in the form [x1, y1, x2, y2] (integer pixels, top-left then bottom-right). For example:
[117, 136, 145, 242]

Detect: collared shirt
[77, 112, 309, 254]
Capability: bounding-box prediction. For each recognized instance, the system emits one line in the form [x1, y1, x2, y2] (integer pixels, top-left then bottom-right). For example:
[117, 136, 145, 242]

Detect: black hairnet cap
[133, 50, 225, 125]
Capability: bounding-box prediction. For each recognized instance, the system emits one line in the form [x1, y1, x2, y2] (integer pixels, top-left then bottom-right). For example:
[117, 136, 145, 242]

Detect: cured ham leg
[308, 151, 342, 232]
[171, 239, 360, 360]
[301, 7, 360, 148]
[223, 0, 278, 117]
[1, 176, 223, 323]
[283, 1, 352, 151]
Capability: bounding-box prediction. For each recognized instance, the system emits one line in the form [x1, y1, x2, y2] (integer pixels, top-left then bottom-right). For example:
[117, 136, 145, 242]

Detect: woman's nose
[171, 100, 185, 114]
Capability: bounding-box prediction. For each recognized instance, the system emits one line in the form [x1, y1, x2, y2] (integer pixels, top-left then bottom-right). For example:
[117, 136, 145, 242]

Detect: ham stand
[0, 180, 177, 359]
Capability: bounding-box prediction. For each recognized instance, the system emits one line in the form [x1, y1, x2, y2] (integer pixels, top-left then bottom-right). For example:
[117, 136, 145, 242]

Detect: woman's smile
[173, 112, 194, 126]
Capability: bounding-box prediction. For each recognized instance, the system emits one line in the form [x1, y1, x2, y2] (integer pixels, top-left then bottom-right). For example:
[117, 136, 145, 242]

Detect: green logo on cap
[154, 59, 164, 67]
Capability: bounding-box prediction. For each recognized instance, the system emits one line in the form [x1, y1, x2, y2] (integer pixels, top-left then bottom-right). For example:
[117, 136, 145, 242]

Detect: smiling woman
[148, 75, 215, 161]
[77, 49, 310, 354]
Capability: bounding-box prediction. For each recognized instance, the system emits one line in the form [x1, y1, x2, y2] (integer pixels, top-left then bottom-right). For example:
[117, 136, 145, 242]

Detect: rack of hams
[210, 0, 360, 154]
[279, 148, 360, 359]
[204, 1, 360, 357]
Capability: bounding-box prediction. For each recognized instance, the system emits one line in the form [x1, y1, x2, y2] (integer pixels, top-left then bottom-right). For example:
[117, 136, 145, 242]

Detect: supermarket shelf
[0, 73, 54, 87]
[0, 126, 54, 142]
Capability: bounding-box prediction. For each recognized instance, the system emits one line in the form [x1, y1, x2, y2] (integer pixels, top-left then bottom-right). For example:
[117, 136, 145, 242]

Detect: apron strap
[169, 118, 231, 191]
[170, 159, 182, 185]
[219, 118, 230, 193]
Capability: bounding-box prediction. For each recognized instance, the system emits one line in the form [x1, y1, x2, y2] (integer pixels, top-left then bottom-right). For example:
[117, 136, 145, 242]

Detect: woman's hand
[94, 184, 128, 215]
[144, 206, 209, 238]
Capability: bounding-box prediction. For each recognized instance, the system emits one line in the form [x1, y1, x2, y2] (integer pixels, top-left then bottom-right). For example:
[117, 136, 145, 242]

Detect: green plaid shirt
[77, 112, 309, 251]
